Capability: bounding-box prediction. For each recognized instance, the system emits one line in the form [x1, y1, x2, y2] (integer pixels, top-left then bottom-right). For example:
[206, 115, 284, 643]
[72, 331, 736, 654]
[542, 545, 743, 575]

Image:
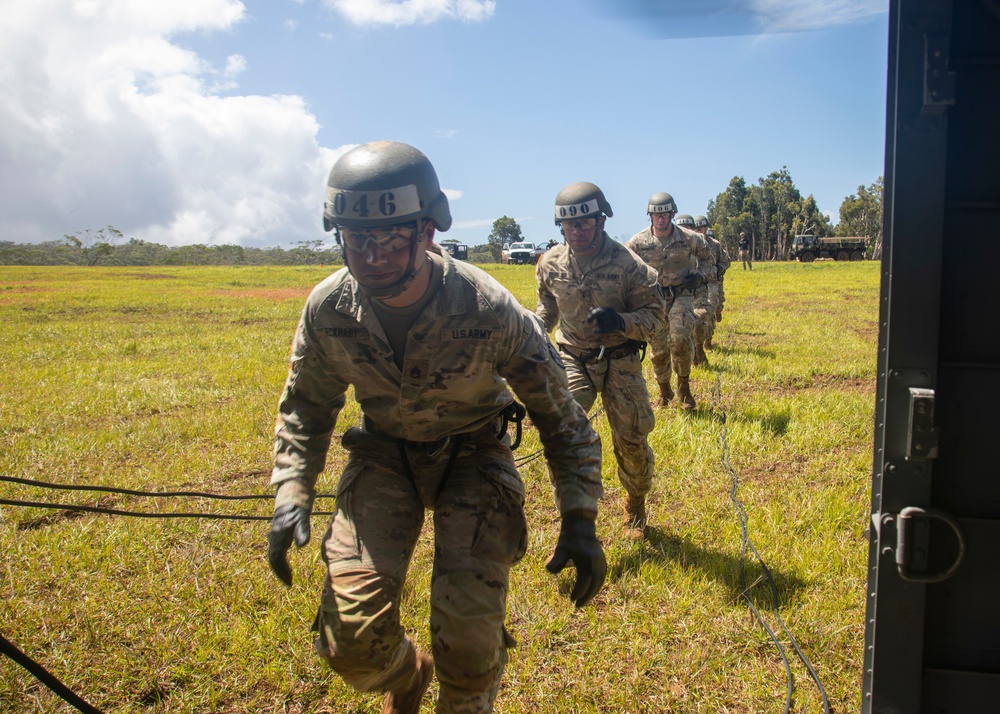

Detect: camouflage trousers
[649, 291, 696, 385]
[693, 284, 716, 346]
[313, 423, 528, 714]
[716, 277, 726, 320]
[560, 348, 656, 498]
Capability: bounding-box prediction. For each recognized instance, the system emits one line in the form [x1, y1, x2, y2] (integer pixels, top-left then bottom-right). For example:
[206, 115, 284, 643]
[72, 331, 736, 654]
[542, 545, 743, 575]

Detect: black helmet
[554, 181, 613, 225]
[675, 214, 695, 228]
[323, 141, 451, 232]
[647, 192, 677, 215]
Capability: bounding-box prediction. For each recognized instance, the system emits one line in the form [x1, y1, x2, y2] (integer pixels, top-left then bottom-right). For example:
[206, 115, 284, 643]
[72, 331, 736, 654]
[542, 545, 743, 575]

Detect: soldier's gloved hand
[682, 272, 704, 291]
[545, 516, 607, 607]
[268, 504, 311, 587]
[267, 478, 315, 587]
[716, 264, 727, 277]
[586, 307, 625, 335]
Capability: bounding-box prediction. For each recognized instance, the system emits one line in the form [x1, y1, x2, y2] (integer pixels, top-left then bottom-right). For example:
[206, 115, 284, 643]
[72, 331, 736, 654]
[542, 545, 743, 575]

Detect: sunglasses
[560, 217, 598, 231]
[338, 223, 417, 254]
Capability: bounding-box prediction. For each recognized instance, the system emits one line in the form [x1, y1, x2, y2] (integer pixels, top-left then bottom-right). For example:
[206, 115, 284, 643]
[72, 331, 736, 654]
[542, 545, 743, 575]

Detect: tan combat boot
[622, 494, 647, 539]
[693, 342, 708, 366]
[658, 381, 673, 407]
[383, 651, 433, 714]
[676, 376, 696, 411]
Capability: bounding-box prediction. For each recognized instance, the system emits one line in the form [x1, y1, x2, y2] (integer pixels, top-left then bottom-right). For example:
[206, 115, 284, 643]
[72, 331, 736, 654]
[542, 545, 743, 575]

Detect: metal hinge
[906, 387, 939, 460]
[873, 507, 966, 583]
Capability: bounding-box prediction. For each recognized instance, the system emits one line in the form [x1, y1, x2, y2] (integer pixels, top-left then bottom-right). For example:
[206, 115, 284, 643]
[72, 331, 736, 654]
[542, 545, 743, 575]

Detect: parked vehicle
[508, 241, 540, 265]
[441, 243, 468, 260]
[792, 235, 868, 262]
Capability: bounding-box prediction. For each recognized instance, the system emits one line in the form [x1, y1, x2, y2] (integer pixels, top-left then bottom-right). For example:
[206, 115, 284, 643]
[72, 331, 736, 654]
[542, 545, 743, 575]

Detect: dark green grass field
[1, 260, 878, 713]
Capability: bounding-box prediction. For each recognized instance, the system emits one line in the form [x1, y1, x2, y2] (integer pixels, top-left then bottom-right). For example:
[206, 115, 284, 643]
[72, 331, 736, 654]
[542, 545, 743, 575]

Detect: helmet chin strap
[651, 213, 675, 238]
[339, 220, 425, 300]
[563, 216, 605, 254]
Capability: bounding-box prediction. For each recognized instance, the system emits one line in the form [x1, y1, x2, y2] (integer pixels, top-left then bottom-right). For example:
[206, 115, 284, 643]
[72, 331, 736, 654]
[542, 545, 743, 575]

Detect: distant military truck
[442, 243, 468, 260]
[792, 235, 868, 262]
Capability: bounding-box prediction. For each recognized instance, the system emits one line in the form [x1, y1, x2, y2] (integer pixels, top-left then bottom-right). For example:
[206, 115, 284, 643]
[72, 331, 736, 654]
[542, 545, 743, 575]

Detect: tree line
[1, 227, 346, 267]
[1, 170, 883, 266]
[707, 169, 884, 262]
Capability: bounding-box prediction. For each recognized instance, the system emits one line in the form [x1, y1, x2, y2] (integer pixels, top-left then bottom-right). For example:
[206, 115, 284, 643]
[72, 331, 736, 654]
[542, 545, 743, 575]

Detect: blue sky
[0, 0, 888, 249]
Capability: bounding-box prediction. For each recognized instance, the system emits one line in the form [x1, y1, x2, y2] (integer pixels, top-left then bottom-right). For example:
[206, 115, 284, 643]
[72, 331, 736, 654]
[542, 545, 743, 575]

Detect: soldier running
[535, 182, 665, 539]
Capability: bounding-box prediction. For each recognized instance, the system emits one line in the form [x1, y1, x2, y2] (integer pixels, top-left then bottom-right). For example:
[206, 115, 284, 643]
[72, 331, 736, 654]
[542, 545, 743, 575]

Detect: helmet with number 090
[675, 214, 695, 228]
[323, 141, 451, 232]
[554, 182, 613, 225]
[647, 192, 677, 215]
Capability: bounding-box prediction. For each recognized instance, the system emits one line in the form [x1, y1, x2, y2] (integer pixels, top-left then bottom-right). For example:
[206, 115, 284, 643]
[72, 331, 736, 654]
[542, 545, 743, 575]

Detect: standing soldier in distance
[739, 231, 753, 270]
[536, 182, 666, 539]
[626, 193, 711, 410]
[692, 215, 730, 349]
[267, 141, 606, 714]
[675, 214, 713, 367]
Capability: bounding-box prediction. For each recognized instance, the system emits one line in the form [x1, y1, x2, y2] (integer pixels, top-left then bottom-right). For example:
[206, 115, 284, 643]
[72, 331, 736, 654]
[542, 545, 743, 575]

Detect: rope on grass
[0, 474, 334, 501]
[711, 376, 831, 714]
[0, 632, 103, 714]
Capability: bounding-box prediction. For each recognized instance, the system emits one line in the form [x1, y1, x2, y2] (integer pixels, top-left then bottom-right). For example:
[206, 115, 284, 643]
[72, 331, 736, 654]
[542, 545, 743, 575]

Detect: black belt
[362, 400, 526, 455]
[559, 340, 645, 365]
[663, 284, 695, 299]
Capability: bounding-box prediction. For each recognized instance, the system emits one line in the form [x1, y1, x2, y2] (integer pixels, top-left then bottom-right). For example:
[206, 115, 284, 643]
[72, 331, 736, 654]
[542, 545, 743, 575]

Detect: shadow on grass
[606, 528, 807, 611]
[679, 400, 792, 437]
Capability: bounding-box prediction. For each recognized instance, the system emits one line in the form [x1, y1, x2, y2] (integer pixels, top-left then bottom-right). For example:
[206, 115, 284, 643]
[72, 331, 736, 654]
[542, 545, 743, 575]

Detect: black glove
[716, 264, 727, 277]
[586, 307, 625, 335]
[267, 504, 312, 587]
[682, 272, 704, 291]
[545, 516, 607, 607]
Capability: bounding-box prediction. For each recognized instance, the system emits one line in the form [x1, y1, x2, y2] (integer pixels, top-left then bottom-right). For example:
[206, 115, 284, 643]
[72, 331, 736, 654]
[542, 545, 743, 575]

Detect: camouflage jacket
[271, 252, 603, 518]
[535, 232, 665, 350]
[625, 225, 712, 288]
[707, 234, 730, 281]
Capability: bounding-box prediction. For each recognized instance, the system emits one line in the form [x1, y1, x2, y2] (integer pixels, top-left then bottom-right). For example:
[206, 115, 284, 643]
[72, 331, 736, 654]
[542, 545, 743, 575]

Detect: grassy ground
[0, 259, 878, 713]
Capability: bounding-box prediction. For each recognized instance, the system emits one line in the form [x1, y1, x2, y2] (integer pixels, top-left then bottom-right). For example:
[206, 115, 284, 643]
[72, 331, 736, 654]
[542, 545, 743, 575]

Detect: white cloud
[283, 18, 299, 31]
[0, 0, 345, 247]
[752, 0, 885, 32]
[326, 0, 495, 27]
[435, 129, 461, 138]
[442, 188, 463, 202]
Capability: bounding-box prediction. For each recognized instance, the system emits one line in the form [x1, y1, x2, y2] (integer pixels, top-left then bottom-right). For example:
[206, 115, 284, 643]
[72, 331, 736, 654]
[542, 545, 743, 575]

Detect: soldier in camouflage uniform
[535, 182, 665, 539]
[266, 142, 606, 714]
[691, 215, 730, 352]
[675, 214, 713, 366]
[625, 194, 712, 410]
[706, 227, 730, 325]
[739, 232, 752, 270]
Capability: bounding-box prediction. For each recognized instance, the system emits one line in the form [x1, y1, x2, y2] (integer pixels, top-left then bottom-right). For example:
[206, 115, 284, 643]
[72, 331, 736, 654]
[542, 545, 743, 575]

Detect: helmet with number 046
[647, 192, 677, 215]
[554, 182, 613, 226]
[675, 214, 696, 228]
[693, 215, 710, 229]
[323, 141, 452, 232]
